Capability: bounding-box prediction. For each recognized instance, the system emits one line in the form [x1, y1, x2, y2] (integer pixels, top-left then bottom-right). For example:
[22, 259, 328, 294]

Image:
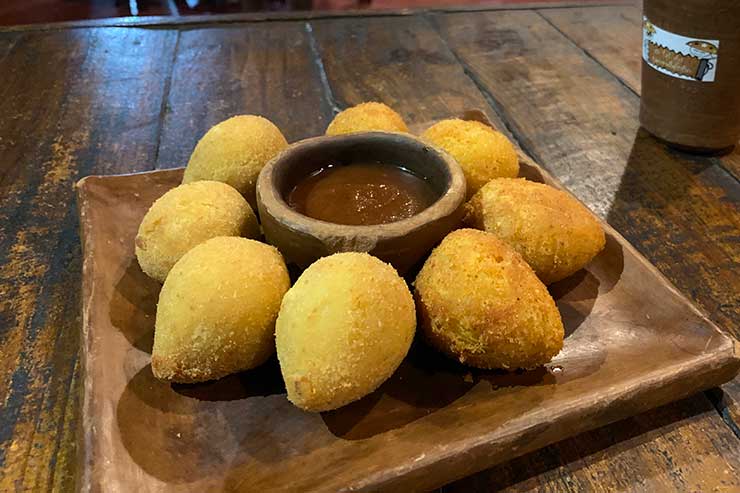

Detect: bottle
[640, 0, 740, 154]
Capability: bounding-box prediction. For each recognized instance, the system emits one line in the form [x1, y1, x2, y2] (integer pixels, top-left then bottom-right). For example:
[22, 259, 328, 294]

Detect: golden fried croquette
[415, 229, 564, 370]
[421, 119, 519, 197]
[152, 237, 290, 383]
[326, 102, 409, 136]
[276, 252, 415, 411]
[135, 181, 259, 283]
[183, 115, 288, 209]
[465, 178, 605, 284]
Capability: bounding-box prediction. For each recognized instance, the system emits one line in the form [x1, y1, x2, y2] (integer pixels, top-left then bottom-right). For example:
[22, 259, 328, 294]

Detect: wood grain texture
[435, 9, 739, 347]
[724, 148, 740, 186]
[308, 15, 511, 134]
[443, 394, 740, 492]
[535, 3, 740, 415]
[708, 381, 740, 443]
[0, 28, 177, 492]
[1, 6, 738, 492]
[0, 1, 635, 33]
[539, 5, 642, 93]
[156, 23, 334, 170]
[76, 140, 739, 493]
[435, 9, 740, 491]
[540, 4, 740, 182]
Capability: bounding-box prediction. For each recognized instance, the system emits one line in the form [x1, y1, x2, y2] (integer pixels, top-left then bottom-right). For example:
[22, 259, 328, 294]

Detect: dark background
[0, 0, 597, 26]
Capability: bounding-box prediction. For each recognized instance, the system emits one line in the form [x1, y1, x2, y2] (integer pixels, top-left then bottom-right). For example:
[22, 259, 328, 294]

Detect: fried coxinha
[134, 103, 608, 412]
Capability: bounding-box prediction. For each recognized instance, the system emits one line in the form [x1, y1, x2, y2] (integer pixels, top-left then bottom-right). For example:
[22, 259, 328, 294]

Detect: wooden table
[1, 1, 739, 491]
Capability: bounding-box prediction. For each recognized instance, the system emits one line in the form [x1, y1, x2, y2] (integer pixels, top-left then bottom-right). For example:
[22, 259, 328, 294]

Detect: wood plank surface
[156, 23, 334, 169]
[308, 15, 509, 133]
[541, 4, 740, 183]
[538, 3, 740, 422]
[443, 395, 740, 492]
[539, 5, 642, 93]
[435, 8, 739, 349]
[0, 1, 635, 33]
[0, 28, 177, 492]
[1, 5, 738, 493]
[723, 148, 740, 181]
[433, 9, 740, 491]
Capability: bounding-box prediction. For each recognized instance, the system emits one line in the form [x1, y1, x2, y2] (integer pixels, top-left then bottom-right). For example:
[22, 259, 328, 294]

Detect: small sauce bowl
[256, 132, 466, 273]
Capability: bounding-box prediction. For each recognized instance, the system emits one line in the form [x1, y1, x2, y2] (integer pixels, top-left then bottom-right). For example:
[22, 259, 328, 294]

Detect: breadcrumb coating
[276, 252, 415, 411]
[183, 115, 288, 209]
[135, 181, 259, 283]
[465, 178, 605, 284]
[152, 237, 290, 383]
[326, 102, 409, 136]
[421, 119, 519, 197]
[414, 229, 563, 370]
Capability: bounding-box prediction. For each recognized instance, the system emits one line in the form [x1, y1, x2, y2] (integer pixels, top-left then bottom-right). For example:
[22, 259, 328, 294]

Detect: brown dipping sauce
[287, 162, 438, 226]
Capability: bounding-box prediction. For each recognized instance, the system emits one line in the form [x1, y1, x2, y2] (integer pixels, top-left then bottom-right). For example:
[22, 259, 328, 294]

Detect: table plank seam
[0, 33, 20, 67]
[536, 9, 639, 99]
[537, 6, 740, 430]
[536, 9, 740, 186]
[48, 357, 79, 489]
[152, 30, 181, 168]
[427, 13, 550, 171]
[434, 9, 740, 441]
[539, 6, 642, 96]
[707, 388, 740, 440]
[304, 22, 342, 115]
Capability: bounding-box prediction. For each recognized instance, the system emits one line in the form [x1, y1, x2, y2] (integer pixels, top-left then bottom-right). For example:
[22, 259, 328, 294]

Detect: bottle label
[643, 16, 719, 82]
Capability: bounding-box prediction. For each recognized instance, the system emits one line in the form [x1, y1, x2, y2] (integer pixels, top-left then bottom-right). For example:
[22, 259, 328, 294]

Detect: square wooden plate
[76, 112, 740, 492]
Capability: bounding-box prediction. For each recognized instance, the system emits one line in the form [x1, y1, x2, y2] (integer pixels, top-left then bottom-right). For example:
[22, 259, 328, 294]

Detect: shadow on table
[117, 362, 290, 484]
[442, 392, 715, 491]
[605, 128, 724, 260]
[109, 257, 160, 353]
[322, 290, 605, 443]
[172, 356, 286, 401]
[322, 340, 558, 440]
[447, 128, 735, 492]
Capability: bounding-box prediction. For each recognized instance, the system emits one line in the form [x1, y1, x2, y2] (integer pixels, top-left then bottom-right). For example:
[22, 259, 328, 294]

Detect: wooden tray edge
[74, 135, 740, 492]
[74, 177, 97, 493]
[364, 340, 740, 492]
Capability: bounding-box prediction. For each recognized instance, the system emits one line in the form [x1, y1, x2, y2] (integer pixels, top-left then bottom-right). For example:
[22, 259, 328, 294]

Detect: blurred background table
[1, 1, 739, 491]
[0, 0, 612, 26]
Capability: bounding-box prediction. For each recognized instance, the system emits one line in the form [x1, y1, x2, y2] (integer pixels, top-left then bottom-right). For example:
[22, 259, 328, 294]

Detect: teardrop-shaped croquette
[152, 237, 290, 383]
[276, 252, 415, 411]
[135, 181, 260, 283]
[326, 102, 409, 136]
[415, 229, 564, 370]
[421, 119, 519, 198]
[465, 178, 605, 284]
[183, 115, 288, 209]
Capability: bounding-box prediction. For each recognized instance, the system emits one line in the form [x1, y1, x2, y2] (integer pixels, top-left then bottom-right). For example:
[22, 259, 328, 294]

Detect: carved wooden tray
[76, 111, 740, 492]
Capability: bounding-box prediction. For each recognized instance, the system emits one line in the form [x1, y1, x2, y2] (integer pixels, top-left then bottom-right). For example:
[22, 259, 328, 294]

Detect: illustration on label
[643, 17, 719, 82]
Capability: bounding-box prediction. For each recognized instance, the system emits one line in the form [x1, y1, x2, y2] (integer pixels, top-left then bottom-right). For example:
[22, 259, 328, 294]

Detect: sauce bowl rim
[256, 131, 467, 238]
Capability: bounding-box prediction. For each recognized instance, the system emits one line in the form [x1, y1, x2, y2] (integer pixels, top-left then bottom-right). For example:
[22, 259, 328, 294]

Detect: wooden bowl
[256, 132, 466, 273]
